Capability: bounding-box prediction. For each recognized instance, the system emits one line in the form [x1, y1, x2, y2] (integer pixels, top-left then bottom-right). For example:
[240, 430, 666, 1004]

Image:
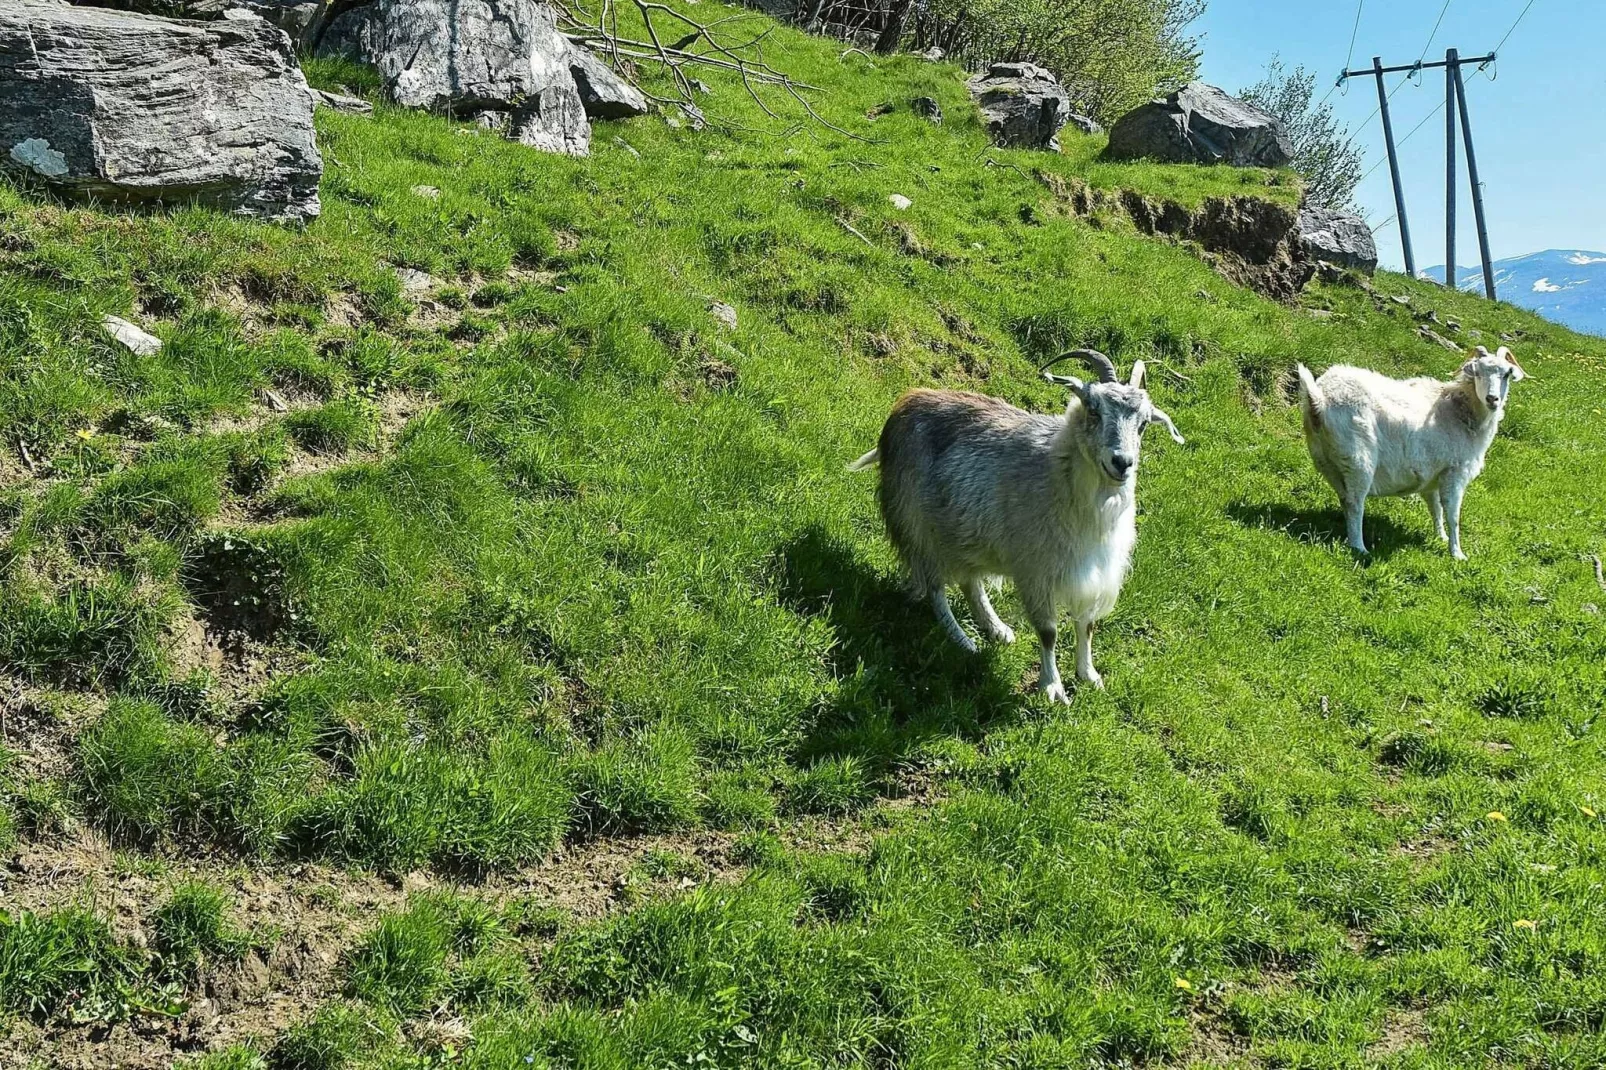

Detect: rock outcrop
[1, 1, 321, 220]
[1296, 206, 1378, 274]
[1106, 82, 1293, 169]
[1036, 170, 1314, 301]
[967, 62, 1074, 151]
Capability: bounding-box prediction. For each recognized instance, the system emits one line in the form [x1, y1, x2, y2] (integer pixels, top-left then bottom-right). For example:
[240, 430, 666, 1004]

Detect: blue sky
[1191, 0, 1605, 271]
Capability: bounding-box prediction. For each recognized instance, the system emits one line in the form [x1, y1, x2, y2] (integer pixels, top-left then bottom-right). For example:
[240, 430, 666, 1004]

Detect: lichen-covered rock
[967, 61, 1073, 151]
[1, 0, 321, 220]
[1107, 82, 1293, 168]
[1297, 206, 1378, 274]
[319, 0, 591, 155]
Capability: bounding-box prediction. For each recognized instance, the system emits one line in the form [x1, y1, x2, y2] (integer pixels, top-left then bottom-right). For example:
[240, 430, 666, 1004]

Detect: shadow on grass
[773, 525, 1025, 770]
[1225, 501, 1430, 561]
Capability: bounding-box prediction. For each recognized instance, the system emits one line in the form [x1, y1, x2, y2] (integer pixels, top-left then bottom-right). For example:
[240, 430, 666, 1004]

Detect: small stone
[1308, 308, 1334, 320]
[610, 136, 640, 159]
[310, 87, 373, 115]
[1418, 326, 1462, 352]
[888, 193, 912, 211]
[102, 314, 162, 356]
[1391, 294, 1412, 305]
[395, 267, 436, 294]
[1445, 319, 1461, 332]
[262, 388, 289, 413]
[912, 96, 942, 123]
[919, 46, 945, 61]
[709, 301, 738, 330]
[411, 184, 441, 199]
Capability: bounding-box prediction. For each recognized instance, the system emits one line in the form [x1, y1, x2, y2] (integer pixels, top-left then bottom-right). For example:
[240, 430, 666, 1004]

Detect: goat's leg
[1339, 472, 1371, 555]
[1424, 488, 1448, 542]
[1021, 587, 1069, 704]
[1073, 619, 1103, 689]
[1441, 478, 1469, 560]
[928, 585, 977, 653]
[963, 579, 1015, 644]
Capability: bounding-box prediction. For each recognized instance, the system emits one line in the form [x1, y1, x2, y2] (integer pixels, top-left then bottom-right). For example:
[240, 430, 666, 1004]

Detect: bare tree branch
[553, 0, 875, 142]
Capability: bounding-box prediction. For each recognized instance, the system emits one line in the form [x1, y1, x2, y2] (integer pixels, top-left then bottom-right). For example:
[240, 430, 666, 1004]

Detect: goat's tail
[845, 447, 881, 472]
[1295, 364, 1323, 429]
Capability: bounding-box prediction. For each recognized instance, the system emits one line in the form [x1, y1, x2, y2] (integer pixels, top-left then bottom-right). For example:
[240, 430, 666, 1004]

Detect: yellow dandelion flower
[1513, 919, 1537, 931]
[75, 428, 95, 441]
[1174, 977, 1193, 992]
[1581, 806, 1598, 819]
[1486, 811, 1507, 823]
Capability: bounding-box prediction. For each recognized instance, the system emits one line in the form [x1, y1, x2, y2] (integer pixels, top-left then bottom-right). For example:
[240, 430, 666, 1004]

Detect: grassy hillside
[2, 5, 1605, 1067]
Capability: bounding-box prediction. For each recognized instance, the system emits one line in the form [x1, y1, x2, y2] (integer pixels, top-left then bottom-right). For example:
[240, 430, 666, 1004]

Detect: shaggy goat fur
[849, 354, 1182, 703]
[1296, 345, 1525, 559]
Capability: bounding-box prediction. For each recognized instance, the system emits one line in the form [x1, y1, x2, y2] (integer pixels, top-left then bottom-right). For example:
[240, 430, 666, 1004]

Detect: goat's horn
[1039, 349, 1118, 383]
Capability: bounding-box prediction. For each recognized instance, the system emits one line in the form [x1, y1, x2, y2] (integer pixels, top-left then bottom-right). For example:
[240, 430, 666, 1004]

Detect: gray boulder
[319, 0, 591, 155]
[967, 61, 1073, 151]
[568, 46, 649, 120]
[1, 1, 321, 220]
[1107, 82, 1293, 168]
[1297, 206, 1378, 274]
[66, 0, 322, 42]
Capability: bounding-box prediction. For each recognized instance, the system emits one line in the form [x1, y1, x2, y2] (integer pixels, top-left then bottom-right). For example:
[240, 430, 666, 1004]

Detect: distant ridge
[1422, 250, 1606, 337]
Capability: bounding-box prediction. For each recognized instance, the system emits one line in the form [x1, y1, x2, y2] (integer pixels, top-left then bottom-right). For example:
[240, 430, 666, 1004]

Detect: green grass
[151, 881, 253, 977]
[2, 0, 1606, 1064]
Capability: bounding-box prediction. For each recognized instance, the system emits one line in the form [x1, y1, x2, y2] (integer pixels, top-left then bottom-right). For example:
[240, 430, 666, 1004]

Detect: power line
[1343, 0, 1365, 71]
[1416, 0, 1455, 64]
[1491, 0, 1539, 56]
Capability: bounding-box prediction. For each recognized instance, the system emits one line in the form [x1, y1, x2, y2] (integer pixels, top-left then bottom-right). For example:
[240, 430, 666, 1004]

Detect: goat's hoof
[1040, 680, 1072, 705]
[1451, 548, 1468, 561]
[955, 636, 979, 654]
[1078, 670, 1105, 691]
[1347, 543, 1369, 557]
[985, 624, 1016, 645]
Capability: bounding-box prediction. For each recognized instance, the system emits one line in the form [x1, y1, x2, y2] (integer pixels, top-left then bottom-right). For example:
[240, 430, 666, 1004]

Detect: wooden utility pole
[1368, 56, 1416, 278]
[1452, 56, 1498, 299]
[1341, 50, 1496, 296]
[1445, 49, 1458, 292]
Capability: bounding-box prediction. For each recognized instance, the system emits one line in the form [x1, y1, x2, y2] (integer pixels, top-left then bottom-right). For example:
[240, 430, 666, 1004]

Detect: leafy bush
[1240, 59, 1364, 209]
[912, 0, 1204, 121]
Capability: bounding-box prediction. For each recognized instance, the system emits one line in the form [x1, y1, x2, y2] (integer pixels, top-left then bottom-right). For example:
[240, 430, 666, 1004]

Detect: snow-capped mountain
[1421, 250, 1606, 337]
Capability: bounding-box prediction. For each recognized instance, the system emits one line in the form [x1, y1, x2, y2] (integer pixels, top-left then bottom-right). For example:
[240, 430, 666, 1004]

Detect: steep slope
[3, 5, 1606, 1068]
[1424, 250, 1606, 336]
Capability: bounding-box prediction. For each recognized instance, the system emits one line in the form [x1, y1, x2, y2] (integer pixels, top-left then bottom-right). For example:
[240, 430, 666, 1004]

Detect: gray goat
[847, 351, 1184, 702]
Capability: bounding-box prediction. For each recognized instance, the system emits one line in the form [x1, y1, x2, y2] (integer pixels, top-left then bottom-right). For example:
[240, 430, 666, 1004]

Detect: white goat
[847, 351, 1184, 703]
[1296, 345, 1525, 559]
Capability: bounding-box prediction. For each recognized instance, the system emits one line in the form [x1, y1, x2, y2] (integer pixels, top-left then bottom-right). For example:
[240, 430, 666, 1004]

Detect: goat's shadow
[773, 526, 1027, 769]
[1225, 501, 1431, 561]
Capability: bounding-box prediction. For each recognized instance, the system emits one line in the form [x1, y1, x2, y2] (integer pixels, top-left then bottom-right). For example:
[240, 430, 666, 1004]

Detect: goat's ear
[1044, 372, 1090, 406]
[1475, 345, 1491, 357]
[1457, 359, 1479, 379]
[1129, 360, 1146, 388]
[1148, 406, 1185, 445]
[1498, 347, 1527, 379]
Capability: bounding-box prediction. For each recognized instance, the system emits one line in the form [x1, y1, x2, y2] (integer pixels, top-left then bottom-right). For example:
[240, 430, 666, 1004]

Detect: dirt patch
[0, 676, 105, 785]
[1176, 1007, 1257, 1068]
[1366, 1007, 1429, 1060]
